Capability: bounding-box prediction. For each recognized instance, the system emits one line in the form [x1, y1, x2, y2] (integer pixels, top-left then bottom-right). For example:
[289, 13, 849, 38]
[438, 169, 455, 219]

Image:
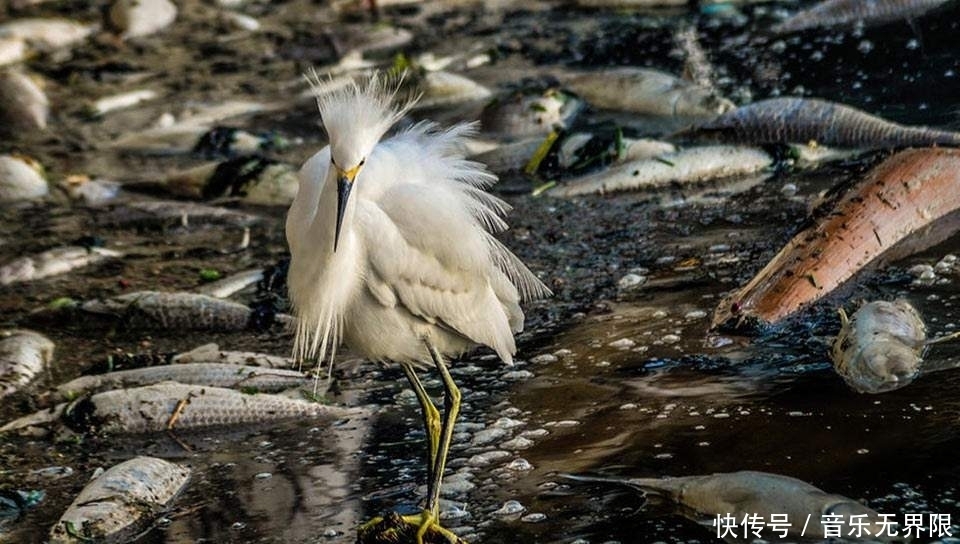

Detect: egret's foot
[357, 511, 466, 544]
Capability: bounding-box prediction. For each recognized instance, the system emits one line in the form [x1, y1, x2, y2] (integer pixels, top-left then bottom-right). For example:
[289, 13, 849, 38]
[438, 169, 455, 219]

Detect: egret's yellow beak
[334, 164, 361, 253]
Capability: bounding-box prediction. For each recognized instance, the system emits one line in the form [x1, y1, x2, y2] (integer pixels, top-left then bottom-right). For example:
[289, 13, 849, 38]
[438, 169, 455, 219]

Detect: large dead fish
[1, 382, 365, 435]
[712, 148, 960, 327]
[832, 300, 926, 393]
[480, 88, 583, 139]
[171, 343, 295, 369]
[549, 145, 773, 197]
[0, 329, 54, 400]
[676, 97, 960, 149]
[48, 456, 190, 544]
[52, 363, 312, 401]
[771, 0, 949, 34]
[561, 68, 734, 117]
[81, 291, 257, 331]
[564, 471, 891, 539]
[0, 246, 122, 286]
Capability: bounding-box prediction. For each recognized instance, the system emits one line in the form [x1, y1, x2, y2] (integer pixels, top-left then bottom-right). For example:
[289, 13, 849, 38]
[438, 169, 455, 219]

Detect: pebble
[110, 0, 178, 38]
[521, 513, 546, 523]
[609, 338, 636, 350]
[781, 183, 798, 197]
[470, 427, 508, 447]
[492, 417, 525, 430]
[500, 436, 534, 450]
[467, 450, 511, 467]
[491, 500, 525, 516]
[661, 334, 681, 344]
[530, 353, 558, 364]
[506, 458, 534, 471]
[520, 428, 549, 439]
[501, 369, 534, 381]
[254, 472, 272, 480]
[683, 310, 707, 320]
[617, 273, 646, 290]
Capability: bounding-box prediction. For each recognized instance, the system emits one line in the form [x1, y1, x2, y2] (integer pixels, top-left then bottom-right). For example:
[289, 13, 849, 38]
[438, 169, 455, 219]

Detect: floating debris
[0, 18, 94, 52]
[109, 0, 178, 39]
[564, 471, 889, 537]
[3, 383, 365, 434]
[81, 291, 263, 331]
[562, 68, 734, 117]
[0, 69, 48, 133]
[165, 155, 298, 205]
[549, 145, 772, 197]
[0, 246, 122, 285]
[713, 148, 960, 327]
[88, 89, 158, 117]
[676, 98, 960, 149]
[832, 300, 926, 393]
[96, 199, 262, 228]
[171, 343, 295, 369]
[52, 363, 312, 401]
[0, 154, 47, 202]
[770, 0, 949, 34]
[48, 456, 190, 544]
[196, 268, 264, 298]
[481, 88, 583, 139]
[0, 329, 54, 401]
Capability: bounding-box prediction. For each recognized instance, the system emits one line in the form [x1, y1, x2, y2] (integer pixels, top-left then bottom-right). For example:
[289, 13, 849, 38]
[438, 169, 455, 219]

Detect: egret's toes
[356, 511, 466, 544]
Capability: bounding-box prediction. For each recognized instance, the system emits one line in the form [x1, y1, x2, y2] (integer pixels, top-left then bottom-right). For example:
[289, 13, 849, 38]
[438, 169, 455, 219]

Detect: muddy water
[2, 1, 960, 543]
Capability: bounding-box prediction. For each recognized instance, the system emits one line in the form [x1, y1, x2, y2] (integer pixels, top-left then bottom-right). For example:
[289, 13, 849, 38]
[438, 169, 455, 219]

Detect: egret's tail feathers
[486, 234, 552, 303]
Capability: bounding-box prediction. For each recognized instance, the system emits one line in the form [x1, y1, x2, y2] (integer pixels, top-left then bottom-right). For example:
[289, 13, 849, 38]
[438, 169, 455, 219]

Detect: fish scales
[81, 291, 253, 331]
[54, 363, 311, 400]
[683, 98, 960, 149]
[772, 0, 949, 34]
[0, 246, 122, 285]
[49, 456, 190, 544]
[0, 329, 54, 399]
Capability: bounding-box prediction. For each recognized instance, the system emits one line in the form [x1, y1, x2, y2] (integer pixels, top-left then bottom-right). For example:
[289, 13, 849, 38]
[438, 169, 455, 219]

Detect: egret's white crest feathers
[287, 71, 550, 371]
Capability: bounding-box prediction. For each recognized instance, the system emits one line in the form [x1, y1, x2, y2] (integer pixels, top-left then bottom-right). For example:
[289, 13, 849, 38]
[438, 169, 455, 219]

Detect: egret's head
[305, 71, 415, 251]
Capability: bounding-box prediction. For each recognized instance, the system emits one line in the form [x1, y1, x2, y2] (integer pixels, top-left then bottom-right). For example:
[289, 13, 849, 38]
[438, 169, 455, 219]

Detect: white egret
[286, 73, 551, 543]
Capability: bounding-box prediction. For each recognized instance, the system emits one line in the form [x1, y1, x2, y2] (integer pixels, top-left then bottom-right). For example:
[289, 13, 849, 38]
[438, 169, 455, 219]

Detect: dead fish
[81, 291, 258, 331]
[0, 246, 122, 285]
[0, 154, 47, 202]
[53, 363, 312, 401]
[562, 68, 734, 117]
[549, 145, 772, 197]
[0, 329, 54, 400]
[480, 88, 583, 139]
[832, 300, 926, 393]
[0, 18, 95, 52]
[472, 134, 676, 175]
[771, 0, 948, 34]
[0, 69, 48, 133]
[48, 456, 189, 544]
[413, 70, 493, 110]
[712, 148, 960, 327]
[165, 155, 298, 205]
[676, 97, 960, 149]
[171, 343, 295, 369]
[196, 268, 264, 298]
[2, 383, 364, 434]
[564, 471, 890, 538]
[109, 0, 178, 39]
[96, 199, 262, 228]
[0, 37, 29, 66]
[87, 89, 158, 117]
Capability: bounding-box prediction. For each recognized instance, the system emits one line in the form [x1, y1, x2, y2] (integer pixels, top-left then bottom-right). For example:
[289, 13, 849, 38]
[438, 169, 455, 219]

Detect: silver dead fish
[81, 291, 261, 331]
[171, 343, 295, 369]
[675, 97, 960, 148]
[832, 300, 926, 393]
[49, 456, 190, 544]
[562, 68, 735, 117]
[0, 329, 54, 400]
[0, 246, 122, 285]
[771, 0, 949, 34]
[564, 470, 892, 539]
[53, 363, 312, 401]
[2, 383, 365, 434]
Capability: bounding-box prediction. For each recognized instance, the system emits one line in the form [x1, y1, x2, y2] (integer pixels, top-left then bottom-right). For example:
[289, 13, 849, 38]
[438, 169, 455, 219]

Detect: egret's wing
[359, 183, 519, 362]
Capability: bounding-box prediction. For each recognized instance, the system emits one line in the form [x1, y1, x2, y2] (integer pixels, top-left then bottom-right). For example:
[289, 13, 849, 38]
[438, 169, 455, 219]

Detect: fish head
[845, 338, 921, 393]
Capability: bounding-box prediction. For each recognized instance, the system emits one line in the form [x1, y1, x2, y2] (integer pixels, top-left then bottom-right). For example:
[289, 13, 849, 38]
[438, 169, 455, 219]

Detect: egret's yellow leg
[426, 344, 461, 517]
[400, 361, 441, 480]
